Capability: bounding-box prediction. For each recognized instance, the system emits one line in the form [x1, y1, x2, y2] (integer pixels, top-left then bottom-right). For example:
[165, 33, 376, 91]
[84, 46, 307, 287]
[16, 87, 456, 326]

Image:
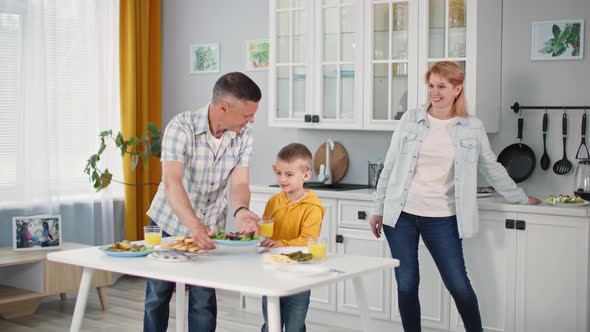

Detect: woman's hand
[528, 196, 541, 204]
[370, 215, 384, 238]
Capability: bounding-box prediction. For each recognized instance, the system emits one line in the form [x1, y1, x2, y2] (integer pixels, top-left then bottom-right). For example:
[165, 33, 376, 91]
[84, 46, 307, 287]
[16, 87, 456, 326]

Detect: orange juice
[308, 242, 327, 259]
[259, 221, 274, 238]
[145, 232, 162, 246]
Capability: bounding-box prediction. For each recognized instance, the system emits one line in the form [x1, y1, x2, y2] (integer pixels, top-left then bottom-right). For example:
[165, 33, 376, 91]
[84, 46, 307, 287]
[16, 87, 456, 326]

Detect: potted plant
[84, 123, 161, 191]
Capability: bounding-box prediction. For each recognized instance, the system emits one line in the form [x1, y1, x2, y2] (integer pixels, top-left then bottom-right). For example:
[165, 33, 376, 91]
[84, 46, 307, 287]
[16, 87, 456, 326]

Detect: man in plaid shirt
[144, 72, 262, 332]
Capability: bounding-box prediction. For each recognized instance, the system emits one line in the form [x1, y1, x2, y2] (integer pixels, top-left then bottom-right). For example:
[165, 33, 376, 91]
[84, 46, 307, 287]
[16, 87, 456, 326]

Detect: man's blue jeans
[260, 290, 311, 332]
[143, 223, 217, 332]
[383, 212, 482, 332]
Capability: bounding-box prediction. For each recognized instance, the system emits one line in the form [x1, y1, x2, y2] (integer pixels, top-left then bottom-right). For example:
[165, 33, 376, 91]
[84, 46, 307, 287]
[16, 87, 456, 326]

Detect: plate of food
[211, 231, 262, 247]
[159, 236, 200, 253]
[545, 194, 589, 206]
[99, 241, 155, 257]
[263, 250, 314, 264]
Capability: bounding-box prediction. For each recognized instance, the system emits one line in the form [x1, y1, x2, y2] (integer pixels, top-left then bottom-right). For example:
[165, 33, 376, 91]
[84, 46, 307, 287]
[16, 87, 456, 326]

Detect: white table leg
[176, 282, 186, 332]
[70, 267, 94, 332]
[352, 276, 371, 331]
[266, 295, 281, 332]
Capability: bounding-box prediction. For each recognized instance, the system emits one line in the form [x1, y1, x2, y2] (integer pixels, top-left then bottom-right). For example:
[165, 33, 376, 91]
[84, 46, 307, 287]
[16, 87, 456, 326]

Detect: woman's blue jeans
[383, 212, 482, 332]
[260, 290, 311, 332]
[143, 223, 217, 332]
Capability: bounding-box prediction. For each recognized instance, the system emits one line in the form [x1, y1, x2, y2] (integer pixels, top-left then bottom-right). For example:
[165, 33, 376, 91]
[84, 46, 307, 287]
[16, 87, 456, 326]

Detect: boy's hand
[235, 208, 261, 234]
[260, 238, 279, 248]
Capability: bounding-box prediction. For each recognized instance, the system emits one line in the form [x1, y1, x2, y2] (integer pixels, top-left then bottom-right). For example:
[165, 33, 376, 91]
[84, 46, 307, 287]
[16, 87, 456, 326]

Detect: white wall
[163, 0, 589, 195]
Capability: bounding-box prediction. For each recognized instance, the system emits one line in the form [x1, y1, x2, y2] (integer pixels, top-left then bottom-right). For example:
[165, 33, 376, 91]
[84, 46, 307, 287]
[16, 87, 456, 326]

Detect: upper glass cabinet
[364, 0, 417, 130]
[270, 0, 313, 127]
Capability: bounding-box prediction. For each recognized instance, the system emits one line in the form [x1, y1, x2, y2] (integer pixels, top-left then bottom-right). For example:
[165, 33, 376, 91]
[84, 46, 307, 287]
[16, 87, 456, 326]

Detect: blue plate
[98, 245, 155, 257]
[212, 238, 262, 247]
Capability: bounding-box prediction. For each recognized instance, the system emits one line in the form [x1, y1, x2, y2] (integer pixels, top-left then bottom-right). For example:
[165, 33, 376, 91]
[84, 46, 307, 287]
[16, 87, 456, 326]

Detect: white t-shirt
[403, 113, 456, 217]
[208, 132, 224, 157]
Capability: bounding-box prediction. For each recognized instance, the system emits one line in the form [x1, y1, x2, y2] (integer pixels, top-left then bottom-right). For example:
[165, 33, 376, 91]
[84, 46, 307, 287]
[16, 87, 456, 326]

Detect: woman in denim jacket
[370, 61, 541, 332]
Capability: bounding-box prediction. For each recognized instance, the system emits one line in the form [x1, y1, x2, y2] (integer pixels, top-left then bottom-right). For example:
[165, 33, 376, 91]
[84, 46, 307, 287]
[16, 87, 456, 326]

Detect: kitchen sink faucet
[318, 139, 335, 184]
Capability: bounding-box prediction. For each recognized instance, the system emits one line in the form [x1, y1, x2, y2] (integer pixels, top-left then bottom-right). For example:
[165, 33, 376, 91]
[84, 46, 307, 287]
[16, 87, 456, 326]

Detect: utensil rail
[511, 102, 590, 113]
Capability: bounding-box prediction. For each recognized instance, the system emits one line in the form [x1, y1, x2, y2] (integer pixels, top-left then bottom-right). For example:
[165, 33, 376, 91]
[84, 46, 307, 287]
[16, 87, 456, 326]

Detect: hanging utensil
[540, 109, 550, 170]
[575, 107, 590, 159]
[553, 108, 572, 175]
[497, 115, 536, 183]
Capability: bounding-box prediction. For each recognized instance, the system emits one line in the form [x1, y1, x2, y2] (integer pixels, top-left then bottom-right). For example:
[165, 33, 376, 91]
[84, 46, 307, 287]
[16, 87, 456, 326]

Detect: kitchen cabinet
[269, 0, 502, 132]
[269, 0, 365, 129]
[458, 209, 589, 332]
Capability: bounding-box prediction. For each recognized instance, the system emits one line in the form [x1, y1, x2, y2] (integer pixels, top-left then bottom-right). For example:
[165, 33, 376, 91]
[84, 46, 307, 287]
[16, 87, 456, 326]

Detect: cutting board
[313, 142, 349, 184]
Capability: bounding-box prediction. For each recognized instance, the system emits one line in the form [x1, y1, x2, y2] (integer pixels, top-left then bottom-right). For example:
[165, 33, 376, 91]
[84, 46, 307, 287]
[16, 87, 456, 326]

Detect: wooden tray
[313, 142, 349, 184]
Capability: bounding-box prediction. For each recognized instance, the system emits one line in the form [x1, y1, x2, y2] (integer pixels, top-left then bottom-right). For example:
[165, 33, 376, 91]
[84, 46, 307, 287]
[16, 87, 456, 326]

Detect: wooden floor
[0, 276, 359, 332]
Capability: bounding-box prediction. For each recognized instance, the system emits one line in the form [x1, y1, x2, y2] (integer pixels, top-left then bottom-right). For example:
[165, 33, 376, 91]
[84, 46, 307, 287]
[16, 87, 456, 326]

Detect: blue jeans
[383, 212, 482, 332]
[261, 290, 311, 332]
[143, 223, 217, 332]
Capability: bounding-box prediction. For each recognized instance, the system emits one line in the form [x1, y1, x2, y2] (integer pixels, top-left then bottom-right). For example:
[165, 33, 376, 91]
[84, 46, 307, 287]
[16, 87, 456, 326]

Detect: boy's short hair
[277, 143, 313, 171]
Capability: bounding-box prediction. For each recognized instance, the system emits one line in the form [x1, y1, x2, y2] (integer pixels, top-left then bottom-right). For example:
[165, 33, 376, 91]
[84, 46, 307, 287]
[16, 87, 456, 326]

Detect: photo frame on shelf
[12, 215, 62, 251]
[190, 43, 219, 74]
[531, 19, 584, 60]
[245, 39, 269, 71]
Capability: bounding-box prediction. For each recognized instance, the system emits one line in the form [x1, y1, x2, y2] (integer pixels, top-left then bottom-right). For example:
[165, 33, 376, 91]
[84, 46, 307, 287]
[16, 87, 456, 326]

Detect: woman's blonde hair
[425, 61, 468, 117]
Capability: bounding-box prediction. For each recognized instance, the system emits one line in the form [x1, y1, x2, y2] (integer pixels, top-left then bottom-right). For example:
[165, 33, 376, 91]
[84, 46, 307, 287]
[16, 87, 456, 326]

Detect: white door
[310, 198, 338, 311]
[514, 213, 589, 332]
[452, 210, 518, 332]
[337, 228, 391, 320]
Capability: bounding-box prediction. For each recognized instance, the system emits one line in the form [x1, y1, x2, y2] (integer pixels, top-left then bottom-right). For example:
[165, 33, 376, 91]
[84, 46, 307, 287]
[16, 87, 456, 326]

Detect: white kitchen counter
[251, 185, 590, 218]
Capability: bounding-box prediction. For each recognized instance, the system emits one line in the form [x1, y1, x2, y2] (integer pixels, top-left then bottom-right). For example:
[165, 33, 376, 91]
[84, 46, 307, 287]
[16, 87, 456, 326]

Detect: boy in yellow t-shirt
[259, 143, 325, 332]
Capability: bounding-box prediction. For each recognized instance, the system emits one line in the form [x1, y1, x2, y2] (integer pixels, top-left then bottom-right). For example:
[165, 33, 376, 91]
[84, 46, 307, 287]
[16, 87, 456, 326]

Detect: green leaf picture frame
[245, 39, 269, 71]
[531, 19, 584, 60]
[190, 43, 219, 73]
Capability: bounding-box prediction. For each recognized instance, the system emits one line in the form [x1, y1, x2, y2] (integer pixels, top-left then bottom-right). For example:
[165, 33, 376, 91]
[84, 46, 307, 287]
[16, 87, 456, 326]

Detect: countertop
[250, 185, 590, 218]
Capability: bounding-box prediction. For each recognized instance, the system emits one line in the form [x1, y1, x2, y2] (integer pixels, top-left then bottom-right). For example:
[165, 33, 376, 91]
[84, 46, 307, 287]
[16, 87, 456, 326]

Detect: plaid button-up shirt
[147, 104, 254, 236]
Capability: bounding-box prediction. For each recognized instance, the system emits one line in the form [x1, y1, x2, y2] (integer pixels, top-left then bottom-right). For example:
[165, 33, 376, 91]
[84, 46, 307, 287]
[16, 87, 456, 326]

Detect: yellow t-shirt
[262, 190, 325, 247]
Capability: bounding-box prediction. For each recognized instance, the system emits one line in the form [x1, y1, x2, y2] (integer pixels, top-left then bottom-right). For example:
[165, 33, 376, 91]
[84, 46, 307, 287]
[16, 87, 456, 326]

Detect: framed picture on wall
[531, 19, 584, 60]
[12, 215, 62, 251]
[190, 43, 219, 74]
[245, 39, 269, 71]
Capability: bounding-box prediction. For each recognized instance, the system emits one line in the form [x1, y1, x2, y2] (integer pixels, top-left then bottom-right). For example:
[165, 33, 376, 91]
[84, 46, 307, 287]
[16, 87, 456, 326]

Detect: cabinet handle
[505, 219, 515, 229]
[312, 115, 320, 123]
[515, 220, 526, 230]
[335, 234, 344, 243]
[304, 115, 311, 123]
[358, 211, 367, 220]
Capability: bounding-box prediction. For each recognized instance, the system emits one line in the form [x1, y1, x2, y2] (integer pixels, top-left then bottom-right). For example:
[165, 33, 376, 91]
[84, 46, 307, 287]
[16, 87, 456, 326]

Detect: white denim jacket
[372, 107, 528, 238]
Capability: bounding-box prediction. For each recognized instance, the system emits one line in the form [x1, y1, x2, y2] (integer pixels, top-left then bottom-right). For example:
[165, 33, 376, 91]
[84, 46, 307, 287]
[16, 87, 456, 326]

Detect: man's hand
[260, 238, 279, 248]
[190, 223, 216, 250]
[235, 208, 261, 234]
[370, 215, 384, 238]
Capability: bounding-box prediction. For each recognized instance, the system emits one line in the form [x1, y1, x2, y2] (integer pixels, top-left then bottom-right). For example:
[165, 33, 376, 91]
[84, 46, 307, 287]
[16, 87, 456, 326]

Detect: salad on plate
[545, 194, 588, 205]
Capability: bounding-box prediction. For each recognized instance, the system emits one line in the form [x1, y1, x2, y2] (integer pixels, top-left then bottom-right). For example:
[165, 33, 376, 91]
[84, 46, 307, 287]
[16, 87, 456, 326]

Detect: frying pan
[497, 118, 536, 183]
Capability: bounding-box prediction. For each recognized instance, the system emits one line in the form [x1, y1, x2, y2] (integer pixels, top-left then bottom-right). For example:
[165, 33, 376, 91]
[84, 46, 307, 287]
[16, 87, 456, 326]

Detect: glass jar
[574, 160, 590, 200]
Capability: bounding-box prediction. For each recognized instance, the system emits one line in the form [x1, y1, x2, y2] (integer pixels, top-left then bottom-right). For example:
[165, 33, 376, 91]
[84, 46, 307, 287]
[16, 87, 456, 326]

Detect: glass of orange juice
[144, 226, 162, 246]
[259, 218, 274, 238]
[307, 237, 327, 260]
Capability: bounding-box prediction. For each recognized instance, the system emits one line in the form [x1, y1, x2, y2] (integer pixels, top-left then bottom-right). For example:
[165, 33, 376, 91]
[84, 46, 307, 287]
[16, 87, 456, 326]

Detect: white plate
[545, 201, 589, 206]
[147, 251, 189, 262]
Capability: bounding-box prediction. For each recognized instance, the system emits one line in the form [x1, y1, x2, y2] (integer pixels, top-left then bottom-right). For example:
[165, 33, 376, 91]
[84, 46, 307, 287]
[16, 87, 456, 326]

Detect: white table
[47, 246, 399, 332]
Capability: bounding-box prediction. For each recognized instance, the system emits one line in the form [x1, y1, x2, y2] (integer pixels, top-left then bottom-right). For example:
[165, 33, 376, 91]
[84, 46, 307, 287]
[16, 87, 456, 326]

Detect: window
[0, 0, 121, 202]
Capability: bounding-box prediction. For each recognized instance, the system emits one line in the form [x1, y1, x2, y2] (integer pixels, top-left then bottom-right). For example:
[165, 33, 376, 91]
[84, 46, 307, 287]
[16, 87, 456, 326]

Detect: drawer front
[338, 200, 373, 230]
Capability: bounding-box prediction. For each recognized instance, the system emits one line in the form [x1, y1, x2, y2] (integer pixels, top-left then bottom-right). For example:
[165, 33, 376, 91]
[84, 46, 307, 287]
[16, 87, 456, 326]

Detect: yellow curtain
[119, 0, 162, 241]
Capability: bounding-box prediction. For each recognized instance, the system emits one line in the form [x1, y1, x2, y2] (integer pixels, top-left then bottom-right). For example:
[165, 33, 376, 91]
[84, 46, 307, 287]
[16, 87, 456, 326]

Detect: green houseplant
[84, 123, 161, 191]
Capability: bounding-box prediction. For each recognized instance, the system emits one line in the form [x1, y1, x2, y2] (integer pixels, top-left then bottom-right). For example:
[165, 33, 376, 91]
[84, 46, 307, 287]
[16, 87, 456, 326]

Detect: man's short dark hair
[277, 143, 313, 171]
[212, 72, 262, 103]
